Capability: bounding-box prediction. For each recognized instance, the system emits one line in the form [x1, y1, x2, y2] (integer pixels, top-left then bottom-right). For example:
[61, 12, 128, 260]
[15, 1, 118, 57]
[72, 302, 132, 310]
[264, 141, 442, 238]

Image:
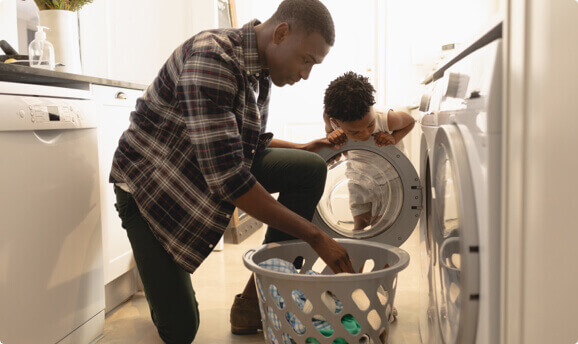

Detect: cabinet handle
[115, 91, 128, 100]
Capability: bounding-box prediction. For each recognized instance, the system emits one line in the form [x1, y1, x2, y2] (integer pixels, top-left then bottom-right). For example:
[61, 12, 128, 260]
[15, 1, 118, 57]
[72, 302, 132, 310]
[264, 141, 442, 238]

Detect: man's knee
[155, 302, 199, 344]
[299, 152, 328, 186]
[157, 318, 199, 344]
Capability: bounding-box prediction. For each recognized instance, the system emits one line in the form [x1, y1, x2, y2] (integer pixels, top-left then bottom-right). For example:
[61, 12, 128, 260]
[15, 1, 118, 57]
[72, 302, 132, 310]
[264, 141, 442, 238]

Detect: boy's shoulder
[375, 108, 393, 118]
[374, 108, 393, 126]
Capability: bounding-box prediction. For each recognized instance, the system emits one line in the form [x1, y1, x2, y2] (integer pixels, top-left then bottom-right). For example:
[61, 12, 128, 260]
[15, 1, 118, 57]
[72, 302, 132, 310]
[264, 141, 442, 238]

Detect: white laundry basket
[243, 239, 410, 344]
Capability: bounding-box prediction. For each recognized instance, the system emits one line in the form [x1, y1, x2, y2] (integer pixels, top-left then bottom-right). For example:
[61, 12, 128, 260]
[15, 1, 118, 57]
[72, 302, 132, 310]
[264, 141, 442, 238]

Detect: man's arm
[268, 137, 338, 152]
[232, 182, 355, 274]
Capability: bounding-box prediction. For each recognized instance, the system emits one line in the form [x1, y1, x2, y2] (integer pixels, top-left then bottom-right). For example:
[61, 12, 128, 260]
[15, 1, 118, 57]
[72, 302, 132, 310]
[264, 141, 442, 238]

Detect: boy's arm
[387, 110, 415, 143]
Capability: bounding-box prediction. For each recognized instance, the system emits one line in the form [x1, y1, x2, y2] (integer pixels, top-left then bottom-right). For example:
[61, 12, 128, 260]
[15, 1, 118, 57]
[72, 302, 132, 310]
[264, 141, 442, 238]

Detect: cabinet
[78, 0, 216, 85]
[94, 84, 143, 287]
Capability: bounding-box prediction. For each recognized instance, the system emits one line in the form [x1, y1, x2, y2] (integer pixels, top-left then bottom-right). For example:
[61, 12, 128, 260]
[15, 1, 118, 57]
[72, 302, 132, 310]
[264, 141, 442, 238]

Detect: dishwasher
[0, 81, 105, 343]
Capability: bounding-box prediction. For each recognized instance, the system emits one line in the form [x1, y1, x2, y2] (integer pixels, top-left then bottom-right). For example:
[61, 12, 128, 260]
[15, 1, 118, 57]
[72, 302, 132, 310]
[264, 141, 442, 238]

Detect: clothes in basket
[258, 258, 361, 344]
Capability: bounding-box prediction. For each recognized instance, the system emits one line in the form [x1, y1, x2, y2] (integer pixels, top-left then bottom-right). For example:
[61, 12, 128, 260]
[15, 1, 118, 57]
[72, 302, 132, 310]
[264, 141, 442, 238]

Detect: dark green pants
[114, 148, 327, 343]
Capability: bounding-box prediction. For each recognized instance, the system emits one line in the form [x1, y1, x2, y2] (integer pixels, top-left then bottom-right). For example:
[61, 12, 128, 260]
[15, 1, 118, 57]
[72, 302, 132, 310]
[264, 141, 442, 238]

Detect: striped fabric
[110, 20, 272, 273]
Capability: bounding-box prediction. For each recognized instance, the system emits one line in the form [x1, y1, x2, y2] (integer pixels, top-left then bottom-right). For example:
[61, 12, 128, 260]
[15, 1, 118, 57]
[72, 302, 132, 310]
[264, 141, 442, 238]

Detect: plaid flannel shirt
[110, 20, 272, 273]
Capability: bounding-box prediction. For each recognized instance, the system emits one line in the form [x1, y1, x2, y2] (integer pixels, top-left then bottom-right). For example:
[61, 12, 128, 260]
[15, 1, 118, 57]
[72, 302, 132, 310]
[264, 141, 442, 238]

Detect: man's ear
[273, 22, 290, 44]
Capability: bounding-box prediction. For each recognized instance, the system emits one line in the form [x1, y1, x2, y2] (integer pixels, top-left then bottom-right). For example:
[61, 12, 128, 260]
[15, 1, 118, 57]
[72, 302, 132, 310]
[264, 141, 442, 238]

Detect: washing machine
[421, 22, 503, 344]
[313, 141, 422, 245]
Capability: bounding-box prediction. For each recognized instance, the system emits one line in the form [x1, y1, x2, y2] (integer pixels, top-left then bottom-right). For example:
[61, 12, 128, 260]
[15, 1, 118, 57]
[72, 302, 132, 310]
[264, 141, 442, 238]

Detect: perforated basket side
[243, 239, 410, 344]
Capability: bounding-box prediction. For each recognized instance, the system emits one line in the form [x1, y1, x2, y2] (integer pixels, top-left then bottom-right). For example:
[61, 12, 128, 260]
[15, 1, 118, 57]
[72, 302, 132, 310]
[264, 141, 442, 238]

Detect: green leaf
[33, 0, 94, 11]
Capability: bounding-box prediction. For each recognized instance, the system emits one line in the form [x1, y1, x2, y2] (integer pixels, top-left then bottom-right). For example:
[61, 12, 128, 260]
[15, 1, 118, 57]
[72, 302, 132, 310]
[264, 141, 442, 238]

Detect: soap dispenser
[28, 26, 55, 70]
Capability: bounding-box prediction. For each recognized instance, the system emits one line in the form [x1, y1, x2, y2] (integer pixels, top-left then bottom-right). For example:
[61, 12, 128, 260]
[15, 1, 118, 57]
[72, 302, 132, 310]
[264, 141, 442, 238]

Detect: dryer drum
[313, 140, 422, 248]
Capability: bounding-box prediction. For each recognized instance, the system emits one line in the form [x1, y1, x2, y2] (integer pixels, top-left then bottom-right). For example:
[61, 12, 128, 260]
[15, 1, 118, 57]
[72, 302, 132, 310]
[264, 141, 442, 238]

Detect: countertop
[0, 63, 148, 91]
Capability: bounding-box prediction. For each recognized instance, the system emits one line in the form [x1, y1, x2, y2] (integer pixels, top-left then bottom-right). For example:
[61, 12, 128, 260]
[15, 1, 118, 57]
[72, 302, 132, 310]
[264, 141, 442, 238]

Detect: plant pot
[38, 9, 82, 74]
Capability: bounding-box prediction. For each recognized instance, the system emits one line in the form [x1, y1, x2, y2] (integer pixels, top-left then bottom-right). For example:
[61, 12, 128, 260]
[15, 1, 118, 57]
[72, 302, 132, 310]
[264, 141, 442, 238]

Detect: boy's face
[332, 107, 376, 142]
[266, 24, 330, 87]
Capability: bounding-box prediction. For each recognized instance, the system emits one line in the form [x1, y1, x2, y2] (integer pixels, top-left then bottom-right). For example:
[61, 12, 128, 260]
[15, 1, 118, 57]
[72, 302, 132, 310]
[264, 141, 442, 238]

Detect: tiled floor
[97, 226, 421, 344]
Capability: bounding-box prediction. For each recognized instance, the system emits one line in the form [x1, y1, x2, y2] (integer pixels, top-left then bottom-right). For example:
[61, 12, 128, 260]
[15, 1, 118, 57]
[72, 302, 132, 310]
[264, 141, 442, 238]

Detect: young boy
[323, 71, 415, 231]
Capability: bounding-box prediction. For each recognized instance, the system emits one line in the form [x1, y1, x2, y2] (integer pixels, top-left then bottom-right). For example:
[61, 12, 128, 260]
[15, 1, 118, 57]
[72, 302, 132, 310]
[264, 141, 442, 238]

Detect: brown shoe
[389, 306, 399, 323]
[230, 294, 262, 334]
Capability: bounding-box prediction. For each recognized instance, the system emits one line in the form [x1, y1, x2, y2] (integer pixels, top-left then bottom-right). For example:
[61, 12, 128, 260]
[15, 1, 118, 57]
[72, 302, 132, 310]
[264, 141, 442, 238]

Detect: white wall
[236, 0, 382, 143]
[234, 0, 502, 144]
[79, 0, 214, 85]
[504, 0, 578, 342]
[0, 0, 19, 52]
[383, 0, 503, 108]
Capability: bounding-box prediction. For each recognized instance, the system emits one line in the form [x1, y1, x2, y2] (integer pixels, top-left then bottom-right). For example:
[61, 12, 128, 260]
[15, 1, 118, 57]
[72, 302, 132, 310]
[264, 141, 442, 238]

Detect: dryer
[417, 44, 476, 344]
[421, 22, 503, 344]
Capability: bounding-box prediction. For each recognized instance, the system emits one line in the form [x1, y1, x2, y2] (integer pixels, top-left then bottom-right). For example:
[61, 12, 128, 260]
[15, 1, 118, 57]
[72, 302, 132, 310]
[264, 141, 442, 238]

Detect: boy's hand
[373, 131, 396, 147]
[327, 128, 348, 148]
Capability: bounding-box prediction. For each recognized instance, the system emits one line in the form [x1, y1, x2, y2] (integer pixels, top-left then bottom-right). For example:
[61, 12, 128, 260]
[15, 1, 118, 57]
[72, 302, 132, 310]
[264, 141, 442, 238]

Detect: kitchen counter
[0, 63, 147, 90]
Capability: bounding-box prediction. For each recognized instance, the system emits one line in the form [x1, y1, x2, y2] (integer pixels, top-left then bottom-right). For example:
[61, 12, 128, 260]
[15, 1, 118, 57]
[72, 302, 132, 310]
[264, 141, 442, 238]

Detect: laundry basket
[243, 238, 410, 344]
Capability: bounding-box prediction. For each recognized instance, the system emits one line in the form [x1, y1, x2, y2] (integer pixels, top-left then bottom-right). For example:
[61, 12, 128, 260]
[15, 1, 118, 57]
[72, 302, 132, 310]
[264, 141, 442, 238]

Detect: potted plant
[33, 0, 94, 74]
[33, 0, 93, 11]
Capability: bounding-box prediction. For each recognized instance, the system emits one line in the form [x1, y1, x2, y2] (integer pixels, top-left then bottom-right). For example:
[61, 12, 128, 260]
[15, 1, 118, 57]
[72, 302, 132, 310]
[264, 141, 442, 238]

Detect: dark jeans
[114, 148, 327, 343]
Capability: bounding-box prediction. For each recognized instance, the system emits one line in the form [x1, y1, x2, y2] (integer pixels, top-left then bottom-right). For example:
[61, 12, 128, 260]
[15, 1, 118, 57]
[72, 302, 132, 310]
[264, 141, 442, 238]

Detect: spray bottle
[28, 26, 55, 70]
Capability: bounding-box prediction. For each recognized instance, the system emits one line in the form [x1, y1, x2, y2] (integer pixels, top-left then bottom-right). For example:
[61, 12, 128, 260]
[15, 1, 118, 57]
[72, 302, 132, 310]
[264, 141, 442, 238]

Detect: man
[110, 0, 354, 342]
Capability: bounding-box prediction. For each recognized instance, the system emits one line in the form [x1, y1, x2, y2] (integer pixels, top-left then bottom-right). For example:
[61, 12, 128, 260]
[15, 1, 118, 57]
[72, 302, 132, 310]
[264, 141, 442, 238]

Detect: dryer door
[313, 140, 421, 247]
[418, 133, 440, 344]
[431, 125, 480, 344]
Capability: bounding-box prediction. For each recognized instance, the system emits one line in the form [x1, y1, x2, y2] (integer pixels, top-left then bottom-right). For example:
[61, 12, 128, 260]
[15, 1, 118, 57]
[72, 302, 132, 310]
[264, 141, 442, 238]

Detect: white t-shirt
[331, 109, 406, 153]
[331, 109, 406, 218]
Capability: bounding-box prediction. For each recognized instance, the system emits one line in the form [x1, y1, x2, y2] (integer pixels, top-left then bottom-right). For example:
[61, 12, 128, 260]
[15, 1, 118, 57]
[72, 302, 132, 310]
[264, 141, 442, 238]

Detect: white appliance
[418, 23, 503, 344]
[0, 82, 105, 343]
[417, 78, 444, 344]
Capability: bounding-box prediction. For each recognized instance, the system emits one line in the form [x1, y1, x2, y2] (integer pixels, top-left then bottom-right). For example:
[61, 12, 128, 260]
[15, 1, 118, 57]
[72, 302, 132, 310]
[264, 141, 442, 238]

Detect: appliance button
[419, 94, 431, 112]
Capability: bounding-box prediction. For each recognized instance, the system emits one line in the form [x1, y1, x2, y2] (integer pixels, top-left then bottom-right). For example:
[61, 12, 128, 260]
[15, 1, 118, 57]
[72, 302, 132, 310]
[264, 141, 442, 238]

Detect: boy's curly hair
[324, 71, 376, 122]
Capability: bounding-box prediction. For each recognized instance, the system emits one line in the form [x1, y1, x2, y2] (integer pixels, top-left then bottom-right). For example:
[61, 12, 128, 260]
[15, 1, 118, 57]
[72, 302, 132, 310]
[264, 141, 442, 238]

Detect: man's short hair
[270, 0, 335, 46]
[324, 71, 376, 122]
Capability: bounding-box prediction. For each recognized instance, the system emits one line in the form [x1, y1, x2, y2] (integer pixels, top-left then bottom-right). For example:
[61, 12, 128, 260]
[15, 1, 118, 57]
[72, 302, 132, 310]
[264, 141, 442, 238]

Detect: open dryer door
[313, 140, 421, 247]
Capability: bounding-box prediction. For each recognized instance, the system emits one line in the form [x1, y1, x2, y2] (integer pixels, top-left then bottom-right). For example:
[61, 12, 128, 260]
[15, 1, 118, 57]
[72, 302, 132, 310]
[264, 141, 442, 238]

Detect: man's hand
[373, 131, 396, 147]
[309, 230, 355, 274]
[327, 128, 348, 148]
[232, 183, 354, 274]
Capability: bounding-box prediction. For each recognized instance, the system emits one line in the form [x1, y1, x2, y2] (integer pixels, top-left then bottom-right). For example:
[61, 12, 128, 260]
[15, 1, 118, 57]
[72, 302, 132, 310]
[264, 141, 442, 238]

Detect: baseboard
[104, 268, 138, 313]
